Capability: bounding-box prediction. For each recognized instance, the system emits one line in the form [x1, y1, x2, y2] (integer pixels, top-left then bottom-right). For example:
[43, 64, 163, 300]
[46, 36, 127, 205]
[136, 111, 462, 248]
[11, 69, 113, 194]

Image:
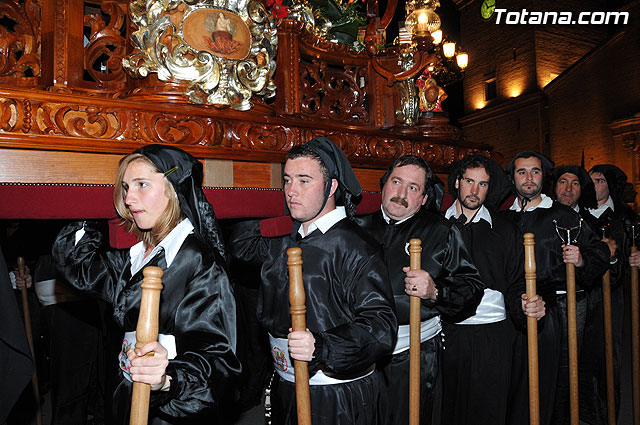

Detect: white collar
[381, 205, 415, 225]
[589, 195, 615, 218]
[444, 200, 493, 228]
[130, 218, 194, 276]
[509, 193, 553, 212]
[298, 206, 346, 238]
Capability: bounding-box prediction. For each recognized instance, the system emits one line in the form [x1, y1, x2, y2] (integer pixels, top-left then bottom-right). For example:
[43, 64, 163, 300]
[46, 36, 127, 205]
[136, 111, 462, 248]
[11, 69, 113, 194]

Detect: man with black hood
[501, 151, 609, 425]
[579, 164, 636, 425]
[441, 154, 545, 425]
[550, 164, 618, 424]
[355, 155, 484, 425]
[230, 137, 397, 425]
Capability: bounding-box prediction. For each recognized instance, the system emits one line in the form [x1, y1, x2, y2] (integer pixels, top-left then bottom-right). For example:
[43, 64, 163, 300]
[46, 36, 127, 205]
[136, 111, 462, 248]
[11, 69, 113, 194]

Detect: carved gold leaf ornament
[123, 0, 277, 111]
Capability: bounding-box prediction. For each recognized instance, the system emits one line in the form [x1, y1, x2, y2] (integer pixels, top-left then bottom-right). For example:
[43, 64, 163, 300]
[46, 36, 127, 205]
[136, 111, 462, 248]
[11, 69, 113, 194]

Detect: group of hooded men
[230, 137, 636, 425]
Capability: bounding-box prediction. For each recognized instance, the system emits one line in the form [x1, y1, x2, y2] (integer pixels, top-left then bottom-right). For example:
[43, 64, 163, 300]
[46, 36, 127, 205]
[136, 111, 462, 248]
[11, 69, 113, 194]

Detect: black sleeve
[432, 225, 485, 323]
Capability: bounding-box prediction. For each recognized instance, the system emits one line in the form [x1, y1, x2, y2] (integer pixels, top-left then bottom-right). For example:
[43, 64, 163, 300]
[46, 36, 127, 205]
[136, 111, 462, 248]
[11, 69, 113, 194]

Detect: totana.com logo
[494, 9, 629, 25]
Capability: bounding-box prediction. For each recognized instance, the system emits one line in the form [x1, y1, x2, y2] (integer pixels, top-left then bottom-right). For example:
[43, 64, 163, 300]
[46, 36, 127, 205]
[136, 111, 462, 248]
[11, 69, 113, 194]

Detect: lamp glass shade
[456, 52, 468, 68]
[431, 29, 442, 44]
[443, 41, 455, 58]
[406, 8, 441, 37]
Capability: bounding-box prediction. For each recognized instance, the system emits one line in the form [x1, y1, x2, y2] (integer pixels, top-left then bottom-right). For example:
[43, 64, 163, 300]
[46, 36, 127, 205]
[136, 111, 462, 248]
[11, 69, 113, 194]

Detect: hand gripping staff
[17, 256, 43, 425]
[523, 234, 540, 425]
[129, 266, 163, 425]
[287, 247, 312, 425]
[553, 220, 581, 425]
[409, 239, 422, 425]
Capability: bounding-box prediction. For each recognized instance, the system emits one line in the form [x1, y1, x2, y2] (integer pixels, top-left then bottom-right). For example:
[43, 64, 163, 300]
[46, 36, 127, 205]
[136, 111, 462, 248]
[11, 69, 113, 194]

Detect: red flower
[268, 0, 289, 19]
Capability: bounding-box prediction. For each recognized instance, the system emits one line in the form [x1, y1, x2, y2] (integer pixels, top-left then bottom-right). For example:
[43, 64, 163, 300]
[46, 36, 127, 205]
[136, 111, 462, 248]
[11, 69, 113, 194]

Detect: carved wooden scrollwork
[83, 1, 127, 85]
[0, 0, 40, 78]
[299, 59, 368, 122]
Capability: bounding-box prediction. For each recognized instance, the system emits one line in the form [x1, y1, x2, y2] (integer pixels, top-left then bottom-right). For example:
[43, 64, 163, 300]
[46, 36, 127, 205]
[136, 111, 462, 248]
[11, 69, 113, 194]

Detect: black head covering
[588, 164, 628, 207]
[505, 150, 555, 203]
[552, 164, 597, 210]
[505, 150, 554, 180]
[305, 137, 362, 200]
[134, 144, 227, 261]
[448, 154, 510, 211]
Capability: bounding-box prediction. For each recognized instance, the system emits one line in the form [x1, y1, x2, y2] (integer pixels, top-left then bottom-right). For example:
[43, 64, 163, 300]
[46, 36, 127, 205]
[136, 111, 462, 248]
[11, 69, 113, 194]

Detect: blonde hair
[113, 154, 184, 248]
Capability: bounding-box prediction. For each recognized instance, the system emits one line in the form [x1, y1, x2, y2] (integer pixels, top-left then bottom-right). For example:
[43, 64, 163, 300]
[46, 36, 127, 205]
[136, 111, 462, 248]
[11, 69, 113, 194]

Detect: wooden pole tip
[524, 233, 535, 243]
[287, 248, 303, 266]
[409, 238, 422, 254]
[142, 266, 164, 280]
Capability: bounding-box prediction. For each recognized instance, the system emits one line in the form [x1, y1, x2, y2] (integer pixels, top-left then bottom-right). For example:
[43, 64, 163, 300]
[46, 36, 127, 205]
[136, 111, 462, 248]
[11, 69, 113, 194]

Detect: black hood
[134, 144, 227, 261]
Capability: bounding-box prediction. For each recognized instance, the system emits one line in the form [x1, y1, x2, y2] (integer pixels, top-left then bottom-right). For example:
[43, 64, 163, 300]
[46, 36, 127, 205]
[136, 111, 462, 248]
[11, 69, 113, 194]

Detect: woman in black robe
[52, 145, 241, 424]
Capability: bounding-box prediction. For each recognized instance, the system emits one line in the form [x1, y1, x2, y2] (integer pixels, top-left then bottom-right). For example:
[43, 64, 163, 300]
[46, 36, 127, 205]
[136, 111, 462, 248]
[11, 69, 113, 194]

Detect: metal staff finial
[553, 217, 583, 245]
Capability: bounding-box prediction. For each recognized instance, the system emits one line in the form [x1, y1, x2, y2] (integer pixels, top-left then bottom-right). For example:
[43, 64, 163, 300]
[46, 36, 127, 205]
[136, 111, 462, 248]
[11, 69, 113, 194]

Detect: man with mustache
[442, 154, 545, 425]
[501, 151, 609, 425]
[356, 155, 484, 425]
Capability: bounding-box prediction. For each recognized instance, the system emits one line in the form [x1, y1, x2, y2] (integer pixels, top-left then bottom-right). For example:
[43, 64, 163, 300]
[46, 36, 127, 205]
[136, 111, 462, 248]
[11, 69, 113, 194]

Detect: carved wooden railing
[0, 0, 493, 180]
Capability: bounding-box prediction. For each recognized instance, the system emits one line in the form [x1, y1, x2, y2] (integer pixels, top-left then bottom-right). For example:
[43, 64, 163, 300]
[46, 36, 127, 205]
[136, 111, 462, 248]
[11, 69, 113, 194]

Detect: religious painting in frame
[183, 9, 251, 60]
[124, 0, 278, 111]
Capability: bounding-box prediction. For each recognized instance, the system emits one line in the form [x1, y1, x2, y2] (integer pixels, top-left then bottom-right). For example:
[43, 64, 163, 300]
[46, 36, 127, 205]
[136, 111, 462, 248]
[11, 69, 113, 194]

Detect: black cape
[52, 221, 241, 424]
[0, 246, 34, 423]
[578, 204, 635, 424]
[230, 217, 397, 425]
[356, 208, 484, 425]
[442, 208, 523, 425]
[355, 208, 484, 325]
[501, 200, 610, 425]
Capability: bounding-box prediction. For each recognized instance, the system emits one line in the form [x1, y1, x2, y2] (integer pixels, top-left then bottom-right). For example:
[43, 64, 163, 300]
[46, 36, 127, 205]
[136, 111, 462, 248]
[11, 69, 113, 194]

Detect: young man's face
[513, 156, 544, 199]
[555, 172, 582, 209]
[456, 167, 490, 211]
[381, 164, 428, 221]
[283, 156, 335, 226]
[590, 171, 610, 204]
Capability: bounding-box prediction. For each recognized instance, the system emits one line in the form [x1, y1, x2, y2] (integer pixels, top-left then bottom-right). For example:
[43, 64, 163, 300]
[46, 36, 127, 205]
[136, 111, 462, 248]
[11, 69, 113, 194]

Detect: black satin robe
[579, 206, 633, 424]
[52, 222, 241, 425]
[501, 202, 610, 425]
[442, 211, 523, 425]
[0, 246, 34, 424]
[230, 218, 397, 425]
[356, 208, 484, 425]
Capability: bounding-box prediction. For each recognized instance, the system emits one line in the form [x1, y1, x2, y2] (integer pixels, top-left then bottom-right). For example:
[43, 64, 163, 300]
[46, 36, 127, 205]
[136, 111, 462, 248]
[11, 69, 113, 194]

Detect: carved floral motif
[0, 0, 40, 78]
[299, 59, 368, 122]
[83, 1, 127, 85]
[0, 92, 490, 170]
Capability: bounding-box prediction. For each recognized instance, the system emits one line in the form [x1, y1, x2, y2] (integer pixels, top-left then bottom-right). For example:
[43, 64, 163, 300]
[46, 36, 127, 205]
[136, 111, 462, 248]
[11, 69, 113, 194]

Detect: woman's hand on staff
[288, 329, 315, 362]
[13, 266, 32, 289]
[630, 251, 640, 268]
[562, 244, 584, 267]
[128, 341, 171, 391]
[402, 267, 438, 300]
[521, 294, 545, 320]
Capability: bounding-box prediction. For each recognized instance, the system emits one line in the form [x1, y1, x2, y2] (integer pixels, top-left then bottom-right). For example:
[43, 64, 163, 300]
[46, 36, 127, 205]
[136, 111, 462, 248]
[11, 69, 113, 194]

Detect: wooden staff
[409, 238, 422, 425]
[632, 246, 640, 425]
[129, 266, 164, 425]
[601, 268, 616, 425]
[17, 257, 43, 425]
[287, 247, 311, 425]
[566, 259, 579, 425]
[523, 234, 540, 425]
